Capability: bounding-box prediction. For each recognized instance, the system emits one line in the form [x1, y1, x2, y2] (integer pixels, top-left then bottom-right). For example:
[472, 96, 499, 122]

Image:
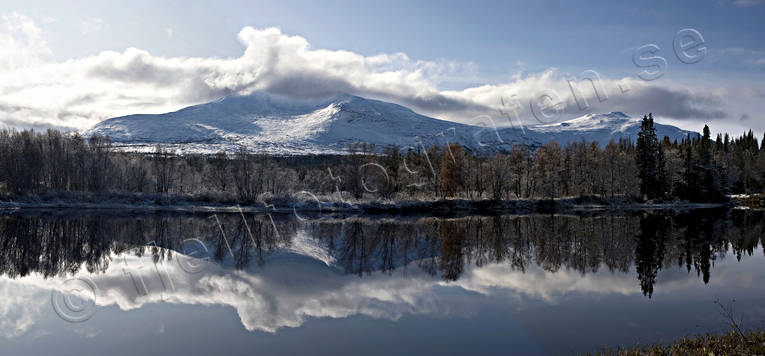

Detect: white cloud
[0, 15, 749, 132]
[0, 12, 51, 71]
[79, 17, 105, 35]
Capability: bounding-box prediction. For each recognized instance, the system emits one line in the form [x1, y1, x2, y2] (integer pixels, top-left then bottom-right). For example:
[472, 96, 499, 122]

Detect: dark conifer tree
[636, 113, 667, 199]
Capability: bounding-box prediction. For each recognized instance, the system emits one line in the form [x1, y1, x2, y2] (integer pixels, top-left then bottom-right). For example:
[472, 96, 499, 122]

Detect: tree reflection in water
[0, 209, 762, 297]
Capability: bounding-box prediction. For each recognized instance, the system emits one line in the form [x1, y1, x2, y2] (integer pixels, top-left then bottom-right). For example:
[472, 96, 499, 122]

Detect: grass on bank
[581, 329, 765, 356]
[584, 300, 764, 356]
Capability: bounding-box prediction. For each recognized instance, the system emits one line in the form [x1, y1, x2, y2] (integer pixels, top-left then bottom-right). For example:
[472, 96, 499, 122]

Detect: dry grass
[581, 329, 765, 356]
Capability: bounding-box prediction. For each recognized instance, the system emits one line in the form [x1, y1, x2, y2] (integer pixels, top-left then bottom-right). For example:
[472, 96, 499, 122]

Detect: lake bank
[0, 193, 737, 216]
[582, 328, 765, 355]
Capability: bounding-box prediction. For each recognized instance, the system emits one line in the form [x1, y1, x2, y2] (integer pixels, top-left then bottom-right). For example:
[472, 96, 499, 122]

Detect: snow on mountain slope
[87, 92, 696, 154]
[510, 111, 694, 146]
[88, 92, 490, 154]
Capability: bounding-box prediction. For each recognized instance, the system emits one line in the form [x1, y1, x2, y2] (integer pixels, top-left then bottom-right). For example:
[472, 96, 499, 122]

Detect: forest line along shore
[0, 194, 741, 216]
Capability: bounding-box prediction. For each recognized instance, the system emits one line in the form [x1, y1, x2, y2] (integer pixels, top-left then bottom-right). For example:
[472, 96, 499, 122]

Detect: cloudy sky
[1, 0, 764, 134]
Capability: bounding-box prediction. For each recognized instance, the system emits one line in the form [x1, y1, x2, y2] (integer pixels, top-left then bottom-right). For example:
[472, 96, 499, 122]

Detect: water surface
[1, 209, 764, 355]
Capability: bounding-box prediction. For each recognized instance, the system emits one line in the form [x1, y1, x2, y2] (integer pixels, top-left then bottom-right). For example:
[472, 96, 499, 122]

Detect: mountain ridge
[87, 92, 696, 154]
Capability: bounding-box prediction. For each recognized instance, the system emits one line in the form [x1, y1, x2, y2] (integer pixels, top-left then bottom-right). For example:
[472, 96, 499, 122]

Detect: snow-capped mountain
[87, 92, 695, 154]
[513, 111, 693, 146]
[88, 92, 490, 154]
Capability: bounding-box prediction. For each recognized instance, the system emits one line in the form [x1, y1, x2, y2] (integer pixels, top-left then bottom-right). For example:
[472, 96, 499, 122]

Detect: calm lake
[1, 209, 764, 355]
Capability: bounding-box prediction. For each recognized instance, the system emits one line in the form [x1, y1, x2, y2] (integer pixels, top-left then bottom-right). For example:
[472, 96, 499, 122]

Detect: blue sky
[0, 0, 764, 134]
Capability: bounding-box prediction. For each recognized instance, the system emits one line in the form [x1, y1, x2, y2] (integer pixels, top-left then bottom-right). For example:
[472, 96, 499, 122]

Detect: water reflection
[1, 210, 762, 295]
[0, 209, 764, 354]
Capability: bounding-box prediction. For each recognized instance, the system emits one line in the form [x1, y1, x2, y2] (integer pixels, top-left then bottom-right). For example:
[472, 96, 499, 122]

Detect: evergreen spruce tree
[700, 125, 712, 164]
[724, 133, 731, 153]
[699, 125, 716, 199]
[636, 113, 667, 199]
[715, 133, 723, 152]
[681, 125, 725, 202]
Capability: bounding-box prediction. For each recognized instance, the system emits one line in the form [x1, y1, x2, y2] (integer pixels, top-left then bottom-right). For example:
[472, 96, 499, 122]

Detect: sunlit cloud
[0, 12, 52, 71]
[0, 14, 744, 132]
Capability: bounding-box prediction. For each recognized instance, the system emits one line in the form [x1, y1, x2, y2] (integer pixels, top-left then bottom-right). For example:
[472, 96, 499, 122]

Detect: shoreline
[0, 195, 737, 216]
[582, 328, 765, 355]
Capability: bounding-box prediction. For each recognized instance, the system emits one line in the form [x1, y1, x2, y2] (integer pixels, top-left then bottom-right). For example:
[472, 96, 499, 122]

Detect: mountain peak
[533, 111, 632, 131]
[87, 93, 695, 154]
[87, 92, 475, 153]
[605, 111, 629, 118]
